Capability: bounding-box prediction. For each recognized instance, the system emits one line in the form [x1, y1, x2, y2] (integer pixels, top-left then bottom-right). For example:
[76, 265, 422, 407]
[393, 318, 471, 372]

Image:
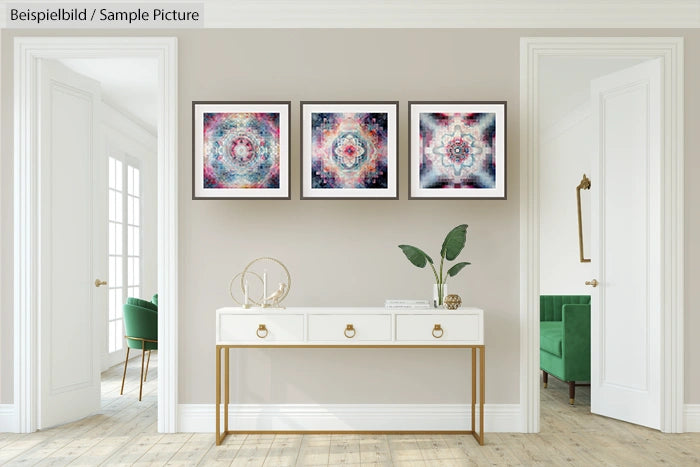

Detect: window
[108, 156, 142, 353]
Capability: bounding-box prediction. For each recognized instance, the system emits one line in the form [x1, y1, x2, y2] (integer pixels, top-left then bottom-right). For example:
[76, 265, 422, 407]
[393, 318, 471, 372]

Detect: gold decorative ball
[444, 294, 462, 310]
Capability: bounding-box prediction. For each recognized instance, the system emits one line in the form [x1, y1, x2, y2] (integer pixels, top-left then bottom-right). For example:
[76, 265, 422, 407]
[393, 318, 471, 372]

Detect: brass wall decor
[444, 294, 462, 310]
[230, 257, 291, 308]
[576, 174, 592, 263]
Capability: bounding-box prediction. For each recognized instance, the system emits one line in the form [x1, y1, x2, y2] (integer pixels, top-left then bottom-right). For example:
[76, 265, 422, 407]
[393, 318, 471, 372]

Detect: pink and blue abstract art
[419, 112, 496, 189]
[203, 112, 281, 189]
[310, 112, 388, 189]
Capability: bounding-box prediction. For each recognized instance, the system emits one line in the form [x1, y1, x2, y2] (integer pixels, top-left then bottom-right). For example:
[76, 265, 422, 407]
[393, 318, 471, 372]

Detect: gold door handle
[256, 324, 268, 339]
[432, 324, 444, 339]
[94, 279, 107, 287]
[585, 279, 599, 287]
[344, 324, 356, 339]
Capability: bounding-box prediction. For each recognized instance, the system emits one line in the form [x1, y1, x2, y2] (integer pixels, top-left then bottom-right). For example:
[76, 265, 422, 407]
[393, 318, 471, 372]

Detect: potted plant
[398, 224, 471, 307]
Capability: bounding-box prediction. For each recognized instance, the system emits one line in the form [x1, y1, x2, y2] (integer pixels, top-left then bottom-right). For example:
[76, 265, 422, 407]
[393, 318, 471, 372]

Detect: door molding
[519, 37, 684, 433]
[13, 37, 178, 433]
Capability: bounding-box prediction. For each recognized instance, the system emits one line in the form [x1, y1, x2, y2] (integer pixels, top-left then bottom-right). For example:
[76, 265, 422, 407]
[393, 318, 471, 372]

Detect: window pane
[132, 227, 140, 256]
[108, 190, 115, 221]
[109, 157, 115, 189]
[113, 288, 119, 321]
[127, 257, 134, 286]
[133, 169, 140, 196]
[109, 321, 116, 353]
[133, 199, 140, 227]
[127, 226, 133, 256]
[109, 256, 116, 285]
[114, 257, 123, 288]
[115, 192, 123, 223]
[127, 166, 134, 195]
[127, 195, 134, 225]
[109, 222, 115, 255]
[115, 159, 123, 191]
[133, 258, 140, 286]
[115, 223, 123, 256]
[132, 287, 140, 299]
[109, 288, 116, 320]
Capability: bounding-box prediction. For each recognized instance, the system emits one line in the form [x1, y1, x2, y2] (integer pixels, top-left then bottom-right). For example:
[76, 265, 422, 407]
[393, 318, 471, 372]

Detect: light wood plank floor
[1, 356, 698, 466]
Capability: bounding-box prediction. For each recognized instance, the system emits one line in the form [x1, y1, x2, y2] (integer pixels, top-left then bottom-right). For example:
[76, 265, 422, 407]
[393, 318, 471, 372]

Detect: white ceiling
[1, 0, 698, 27]
[56, 58, 158, 132]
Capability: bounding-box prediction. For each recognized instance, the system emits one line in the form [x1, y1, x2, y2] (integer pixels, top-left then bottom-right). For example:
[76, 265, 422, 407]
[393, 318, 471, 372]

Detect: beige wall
[2, 29, 699, 408]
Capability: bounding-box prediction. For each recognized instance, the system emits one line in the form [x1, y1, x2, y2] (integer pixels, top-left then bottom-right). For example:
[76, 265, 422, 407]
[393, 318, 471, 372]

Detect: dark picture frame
[300, 101, 399, 200]
[408, 101, 507, 200]
[192, 101, 291, 200]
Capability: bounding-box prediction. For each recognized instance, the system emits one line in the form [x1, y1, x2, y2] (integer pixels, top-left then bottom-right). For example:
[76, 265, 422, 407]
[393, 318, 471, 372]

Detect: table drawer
[218, 314, 304, 343]
[308, 314, 391, 342]
[396, 314, 482, 343]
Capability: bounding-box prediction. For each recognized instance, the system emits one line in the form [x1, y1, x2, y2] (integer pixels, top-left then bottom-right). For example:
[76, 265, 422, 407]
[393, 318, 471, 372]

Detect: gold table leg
[471, 347, 476, 435]
[225, 347, 230, 434]
[479, 346, 485, 445]
[216, 345, 221, 445]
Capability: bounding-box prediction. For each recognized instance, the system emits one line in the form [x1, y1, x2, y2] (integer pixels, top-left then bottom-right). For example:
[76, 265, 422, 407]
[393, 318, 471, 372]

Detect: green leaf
[440, 224, 468, 261]
[447, 261, 471, 277]
[398, 245, 434, 268]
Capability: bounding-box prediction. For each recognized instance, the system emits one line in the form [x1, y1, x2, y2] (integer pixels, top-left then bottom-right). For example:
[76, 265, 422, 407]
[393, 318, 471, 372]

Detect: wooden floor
[1, 356, 698, 466]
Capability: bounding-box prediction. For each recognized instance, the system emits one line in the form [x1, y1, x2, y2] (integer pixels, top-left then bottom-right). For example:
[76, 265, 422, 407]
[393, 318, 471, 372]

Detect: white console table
[215, 307, 485, 445]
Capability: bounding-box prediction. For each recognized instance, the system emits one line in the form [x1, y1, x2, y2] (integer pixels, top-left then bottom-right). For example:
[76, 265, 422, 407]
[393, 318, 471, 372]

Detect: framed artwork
[192, 101, 290, 199]
[301, 101, 398, 199]
[409, 101, 506, 199]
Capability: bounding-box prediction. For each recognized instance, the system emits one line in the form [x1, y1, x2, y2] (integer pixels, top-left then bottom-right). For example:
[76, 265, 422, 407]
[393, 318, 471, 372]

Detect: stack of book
[384, 299, 431, 309]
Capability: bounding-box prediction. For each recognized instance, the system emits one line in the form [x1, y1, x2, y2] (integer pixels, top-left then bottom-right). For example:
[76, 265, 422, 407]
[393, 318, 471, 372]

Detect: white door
[589, 59, 662, 429]
[38, 59, 105, 428]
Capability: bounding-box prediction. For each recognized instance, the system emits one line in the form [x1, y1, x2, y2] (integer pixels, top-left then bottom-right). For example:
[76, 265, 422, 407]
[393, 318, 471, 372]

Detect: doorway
[538, 56, 660, 426]
[55, 56, 159, 413]
[520, 37, 684, 433]
[12, 37, 178, 433]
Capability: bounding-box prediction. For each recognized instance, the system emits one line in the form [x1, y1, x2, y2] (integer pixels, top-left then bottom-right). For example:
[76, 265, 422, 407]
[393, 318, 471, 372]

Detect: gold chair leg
[144, 350, 151, 382]
[120, 347, 130, 395]
[139, 341, 146, 401]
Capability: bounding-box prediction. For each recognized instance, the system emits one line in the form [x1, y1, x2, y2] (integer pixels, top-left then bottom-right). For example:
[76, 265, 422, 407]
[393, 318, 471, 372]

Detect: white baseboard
[685, 404, 700, 432]
[178, 403, 521, 433]
[0, 404, 17, 432]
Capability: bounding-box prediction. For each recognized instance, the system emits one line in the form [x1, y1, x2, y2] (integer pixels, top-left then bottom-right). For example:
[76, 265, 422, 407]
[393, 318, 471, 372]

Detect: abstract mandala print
[311, 112, 388, 189]
[203, 112, 280, 189]
[419, 112, 496, 189]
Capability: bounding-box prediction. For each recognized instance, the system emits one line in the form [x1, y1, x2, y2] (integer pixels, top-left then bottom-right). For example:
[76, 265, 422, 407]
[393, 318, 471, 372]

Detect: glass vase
[433, 283, 448, 308]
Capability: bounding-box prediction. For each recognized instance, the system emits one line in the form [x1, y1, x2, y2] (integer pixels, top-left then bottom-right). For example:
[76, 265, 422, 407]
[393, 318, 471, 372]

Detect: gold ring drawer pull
[432, 324, 444, 339]
[344, 324, 356, 338]
[256, 324, 268, 339]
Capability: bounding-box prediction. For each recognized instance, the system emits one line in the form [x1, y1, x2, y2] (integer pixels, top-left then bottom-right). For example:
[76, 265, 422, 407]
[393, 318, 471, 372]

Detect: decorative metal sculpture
[230, 257, 291, 308]
[444, 294, 462, 310]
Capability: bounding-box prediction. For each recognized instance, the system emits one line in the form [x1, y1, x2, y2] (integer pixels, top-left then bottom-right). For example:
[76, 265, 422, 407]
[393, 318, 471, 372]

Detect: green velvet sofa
[540, 295, 591, 404]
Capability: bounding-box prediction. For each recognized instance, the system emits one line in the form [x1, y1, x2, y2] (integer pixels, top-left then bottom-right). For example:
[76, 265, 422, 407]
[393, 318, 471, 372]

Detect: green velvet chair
[121, 301, 158, 401]
[126, 296, 158, 312]
[540, 295, 591, 404]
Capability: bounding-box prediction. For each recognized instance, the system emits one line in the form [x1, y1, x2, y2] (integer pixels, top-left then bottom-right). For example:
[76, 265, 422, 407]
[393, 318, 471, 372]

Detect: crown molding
[1, 1, 699, 29]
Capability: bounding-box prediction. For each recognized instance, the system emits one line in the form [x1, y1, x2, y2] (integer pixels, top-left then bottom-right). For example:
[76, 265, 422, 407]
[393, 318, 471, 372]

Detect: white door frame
[519, 37, 684, 433]
[13, 37, 178, 433]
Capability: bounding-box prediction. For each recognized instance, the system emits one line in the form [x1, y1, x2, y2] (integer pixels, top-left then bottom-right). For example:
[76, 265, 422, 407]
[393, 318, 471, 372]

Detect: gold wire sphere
[239, 257, 291, 307]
